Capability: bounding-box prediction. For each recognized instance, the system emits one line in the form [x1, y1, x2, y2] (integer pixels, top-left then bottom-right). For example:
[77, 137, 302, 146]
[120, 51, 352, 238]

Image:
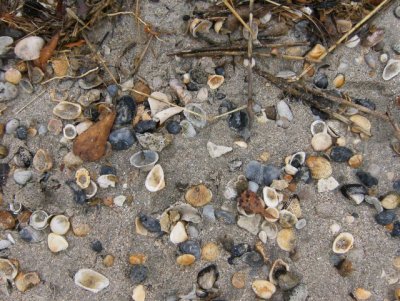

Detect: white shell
[345, 35, 360, 48]
[332, 232, 354, 254]
[132, 285, 146, 301]
[317, 177, 339, 193]
[84, 180, 98, 199]
[63, 124, 77, 140]
[207, 141, 233, 158]
[76, 120, 93, 135]
[276, 100, 293, 121]
[47, 233, 68, 253]
[53, 101, 82, 120]
[148, 92, 171, 115]
[29, 210, 50, 230]
[145, 164, 165, 192]
[113, 195, 126, 207]
[260, 221, 278, 240]
[74, 269, 109, 293]
[284, 163, 298, 175]
[154, 107, 184, 125]
[170, 221, 188, 244]
[263, 187, 281, 208]
[260, 12, 272, 24]
[14, 36, 45, 60]
[382, 59, 400, 81]
[97, 175, 116, 188]
[50, 215, 70, 235]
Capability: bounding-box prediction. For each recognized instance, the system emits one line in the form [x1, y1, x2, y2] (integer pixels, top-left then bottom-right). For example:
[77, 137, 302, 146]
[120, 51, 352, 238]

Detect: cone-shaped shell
[306, 156, 332, 179]
[50, 215, 70, 235]
[185, 184, 213, 207]
[332, 232, 354, 254]
[252, 280, 276, 299]
[74, 269, 109, 293]
[145, 164, 165, 192]
[53, 101, 82, 120]
[48, 233, 68, 252]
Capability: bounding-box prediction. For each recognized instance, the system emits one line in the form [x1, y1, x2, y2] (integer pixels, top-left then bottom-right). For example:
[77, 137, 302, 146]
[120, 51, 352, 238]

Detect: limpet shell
[185, 184, 213, 207]
[33, 149, 53, 173]
[75, 168, 91, 189]
[130, 150, 159, 171]
[277, 228, 296, 251]
[50, 215, 70, 235]
[74, 269, 109, 293]
[207, 75, 224, 90]
[252, 280, 276, 299]
[145, 164, 165, 192]
[332, 232, 354, 254]
[306, 156, 332, 179]
[47, 233, 68, 253]
[53, 101, 82, 120]
[63, 124, 77, 140]
[176, 254, 196, 266]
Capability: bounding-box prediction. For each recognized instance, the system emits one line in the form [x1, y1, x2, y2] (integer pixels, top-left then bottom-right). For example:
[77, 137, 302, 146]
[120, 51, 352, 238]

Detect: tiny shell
[263, 187, 281, 208]
[0, 258, 18, 280]
[75, 168, 90, 189]
[190, 18, 212, 37]
[349, 115, 371, 136]
[306, 156, 332, 179]
[14, 36, 45, 60]
[29, 210, 49, 230]
[0, 210, 16, 230]
[381, 193, 400, 210]
[345, 35, 360, 48]
[185, 184, 213, 207]
[50, 215, 70, 235]
[207, 75, 224, 90]
[277, 228, 296, 251]
[332, 232, 354, 254]
[354, 288, 371, 300]
[33, 149, 53, 173]
[97, 174, 117, 188]
[382, 59, 400, 81]
[306, 44, 326, 60]
[74, 269, 109, 293]
[348, 154, 363, 168]
[176, 254, 196, 266]
[333, 74, 345, 88]
[252, 280, 276, 299]
[214, 20, 224, 33]
[63, 124, 77, 139]
[53, 101, 82, 120]
[132, 285, 146, 301]
[15, 272, 40, 292]
[170, 221, 188, 244]
[130, 150, 159, 171]
[145, 164, 165, 192]
[48, 233, 68, 253]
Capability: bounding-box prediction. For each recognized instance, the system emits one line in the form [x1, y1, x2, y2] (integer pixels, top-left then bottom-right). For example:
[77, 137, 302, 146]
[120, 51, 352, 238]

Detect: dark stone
[218, 99, 236, 115]
[313, 73, 328, 89]
[294, 167, 312, 183]
[186, 82, 199, 91]
[130, 265, 148, 284]
[263, 165, 281, 186]
[16, 126, 28, 140]
[215, 66, 225, 76]
[23, 0, 46, 18]
[138, 213, 161, 233]
[394, 179, 400, 192]
[215, 210, 236, 225]
[265, 105, 277, 120]
[340, 184, 367, 201]
[310, 106, 329, 120]
[83, 105, 100, 122]
[91, 240, 103, 252]
[356, 170, 378, 187]
[15, 147, 33, 168]
[115, 96, 137, 126]
[242, 251, 264, 267]
[216, 93, 226, 100]
[108, 127, 136, 150]
[392, 221, 400, 237]
[228, 111, 249, 132]
[106, 84, 118, 97]
[178, 240, 201, 259]
[0, 163, 10, 187]
[375, 210, 396, 225]
[166, 121, 181, 134]
[100, 165, 116, 176]
[182, 15, 190, 21]
[354, 98, 376, 111]
[134, 120, 157, 134]
[228, 243, 250, 264]
[66, 180, 86, 204]
[330, 146, 354, 162]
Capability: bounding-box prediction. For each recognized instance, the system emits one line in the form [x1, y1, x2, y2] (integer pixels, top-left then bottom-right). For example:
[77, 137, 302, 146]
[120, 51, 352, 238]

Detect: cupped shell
[263, 187, 281, 208]
[47, 233, 68, 252]
[252, 280, 276, 299]
[63, 124, 77, 140]
[29, 210, 49, 230]
[53, 101, 82, 120]
[332, 232, 354, 254]
[74, 269, 109, 293]
[190, 18, 212, 37]
[75, 168, 91, 189]
[185, 184, 213, 207]
[207, 75, 224, 90]
[130, 150, 159, 171]
[33, 149, 53, 173]
[50, 215, 70, 235]
[0, 258, 18, 280]
[306, 156, 332, 179]
[382, 59, 400, 81]
[277, 228, 296, 252]
[145, 164, 165, 192]
[349, 115, 371, 136]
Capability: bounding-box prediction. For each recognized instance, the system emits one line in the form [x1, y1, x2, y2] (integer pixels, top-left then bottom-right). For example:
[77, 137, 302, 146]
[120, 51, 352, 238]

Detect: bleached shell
[289, 152, 306, 166]
[276, 100, 293, 121]
[317, 177, 339, 193]
[63, 124, 77, 140]
[48, 233, 68, 252]
[154, 107, 184, 125]
[170, 221, 188, 244]
[345, 35, 360, 48]
[75, 168, 91, 189]
[277, 228, 296, 251]
[349, 115, 371, 135]
[170, 203, 201, 223]
[74, 269, 109, 293]
[145, 164, 165, 192]
[284, 164, 298, 175]
[50, 215, 70, 235]
[311, 133, 332, 151]
[130, 150, 159, 171]
[84, 180, 98, 199]
[214, 20, 224, 34]
[332, 232, 354, 254]
[76, 120, 93, 135]
[29, 210, 49, 230]
[263, 187, 281, 208]
[382, 59, 400, 81]
[53, 101, 82, 120]
[14, 36, 45, 60]
[252, 280, 276, 299]
[132, 285, 146, 301]
[0, 258, 18, 280]
[148, 92, 171, 116]
[97, 175, 117, 188]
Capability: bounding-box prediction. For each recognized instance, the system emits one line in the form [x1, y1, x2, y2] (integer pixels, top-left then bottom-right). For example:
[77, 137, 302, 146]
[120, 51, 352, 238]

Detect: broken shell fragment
[170, 221, 188, 244]
[15, 272, 40, 292]
[345, 35, 360, 48]
[74, 269, 109, 293]
[277, 228, 296, 252]
[207, 141, 232, 158]
[97, 174, 117, 188]
[53, 101, 82, 120]
[176, 254, 196, 266]
[207, 75, 224, 90]
[185, 184, 213, 207]
[75, 168, 91, 189]
[382, 59, 400, 81]
[47, 233, 68, 253]
[145, 164, 165, 192]
[260, 221, 278, 240]
[306, 44, 326, 60]
[190, 18, 212, 37]
[50, 215, 70, 235]
[130, 150, 159, 171]
[306, 156, 332, 179]
[252, 280, 276, 299]
[332, 232, 354, 254]
[269, 259, 289, 285]
[33, 149, 53, 173]
[63, 124, 77, 140]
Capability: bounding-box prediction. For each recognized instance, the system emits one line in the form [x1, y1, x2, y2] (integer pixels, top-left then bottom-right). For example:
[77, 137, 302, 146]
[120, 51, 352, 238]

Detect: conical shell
[53, 101, 82, 120]
[145, 164, 165, 192]
[332, 232, 354, 254]
[252, 280, 276, 299]
[47, 233, 68, 252]
[50, 215, 70, 235]
[306, 156, 332, 179]
[74, 269, 109, 293]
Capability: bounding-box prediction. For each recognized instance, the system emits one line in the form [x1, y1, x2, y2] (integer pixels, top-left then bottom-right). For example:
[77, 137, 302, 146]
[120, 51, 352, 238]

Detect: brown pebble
[336, 259, 353, 277]
[103, 255, 115, 267]
[201, 242, 220, 261]
[264, 105, 276, 120]
[129, 254, 147, 265]
[72, 223, 90, 237]
[232, 271, 246, 289]
[133, 80, 151, 102]
[348, 154, 363, 168]
[0, 210, 16, 230]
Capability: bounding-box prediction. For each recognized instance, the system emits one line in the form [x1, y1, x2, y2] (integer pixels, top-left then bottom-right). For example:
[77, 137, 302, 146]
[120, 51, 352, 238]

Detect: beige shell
[349, 115, 371, 136]
[74, 269, 109, 293]
[260, 220, 278, 240]
[286, 197, 302, 218]
[310, 120, 332, 151]
[332, 232, 354, 254]
[214, 20, 224, 34]
[50, 215, 70, 235]
[33, 149, 53, 173]
[201, 242, 220, 261]
[176, 254, 196, 266]
[381, 193, 400, 210]
[135, 217, 148, 236]
[15, 271, 40, 292]
[75, 168, 91, 189]
[333, 74, 345, 88]
[252, 280, 276, 299]
[190, 18, 212, 37]
[154, 107, 184, 125]
[306, 44, 326, 60]
[53, 101, 82, 120]
[277, 228, 296, 252]
[306, 156, 332, 179]
[132, 285, 146, 301]
[354, 288, 371, 300]
[207, 75, 225, 90]
[269, 259, 289, 285]
[145, 164, 165, 192]
[148, 92, 171, 116]
[5, 68, 22, 85]
[0, 258, 18, 280]
[263, 187, 281, 208]
[348, 154, 363, 168]
[264, 207, 279, 223]
[185, 184, 213, 207]
[48, 233, 68, 253]
[76, 120, 93, 135]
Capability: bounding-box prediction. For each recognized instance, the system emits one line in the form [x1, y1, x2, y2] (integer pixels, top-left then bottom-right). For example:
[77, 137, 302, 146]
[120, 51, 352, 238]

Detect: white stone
[170, 221, 188, 244]
[317, 177, 339, 193]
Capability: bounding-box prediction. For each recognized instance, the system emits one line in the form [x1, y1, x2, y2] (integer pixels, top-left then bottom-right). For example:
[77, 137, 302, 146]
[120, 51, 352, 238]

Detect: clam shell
[277, 228, 296, 251]
[260, 221, 278, 240]
[201, 242, 220, 261]
[176, 254, 196, 266]
[263, 187, 281, 208]
[170, 221, 188, 244]
[381, 193, 400, 210]
[332, 232, 354, 254]
[207, 75, 224, 90]
[264, 207, 279, 223]
[47, 233, 68, 252]
[349, 115, 371, 135]
[185, 184, 212, 207]
[190, 18, 212, 37]
[252, 280, 276, 299]
[145, 164, 165, 192]
[33, 149, 53, 173]
[269, 259, 289, 285]
[63, 124, 77, 140]
[53, 101, 82, 120]
[29, 210, 49, 230]
[130, 150, 159, 171]
[75, 168, 91, 189]
[306, 156, 332, 179]
[306, 44, 326, 60]
[31, 67, 45, 84]
[333, 74, 345, 88]
[279, 210, 298, 228]
[345, 35, 360, 48]
[50, 215, 70, 235]
[382, 59, 400, 81]
[0, 258, 18, 280]
[180, 120, 197, 137]
[148, 92, 171, 116]
[311, 133, 332, 151]
[74, 269, 109, 293]
[284, 163, 298, 175]
[15, 271, 40, 292]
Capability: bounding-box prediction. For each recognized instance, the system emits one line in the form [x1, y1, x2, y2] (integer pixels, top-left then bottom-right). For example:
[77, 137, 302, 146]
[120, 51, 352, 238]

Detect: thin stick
[295, 0, 392, 81]
[131, 35, 153, 76]
[41, 67, 99, 84]
[247, 0, 255, 126]
[213, 105, 248, 120]
[222, 0, 254, 37]
[14, 90, 46, 115]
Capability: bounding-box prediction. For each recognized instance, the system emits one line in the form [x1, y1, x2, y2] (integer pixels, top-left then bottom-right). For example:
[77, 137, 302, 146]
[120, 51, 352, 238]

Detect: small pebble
[231, 271, 246, 289]
[354, 98, 376, 111]
[16, 126, 28, 140]
[242, 251, 264, 267]
[166, 121, 181, 134]
[5, 119, 20, 134]
[330, 146, 353, 162]
[313, 73, 328, 89]
[179, 240, 201, 259]
[215, 210, 236, 225]
[201, 242, 220, 261]
[13, 169, 32, 185]
[0, 82, 19, 102]
[91, 240, 103, 253]
[138, 214, 161, 233]
[356, 170, 378, 187]
[295, 219, 307, 230]
[130, 265, 148, 284]
[100, 165, 116, 176]
[330, 223, 341, 234]
[103, 255, 114, 267]
[202, 205, 215, 222]
[375, 210, 396, 225]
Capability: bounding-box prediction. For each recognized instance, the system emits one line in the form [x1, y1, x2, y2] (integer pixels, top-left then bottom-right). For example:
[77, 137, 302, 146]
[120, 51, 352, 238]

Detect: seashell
[19, 226, 45, 243]
[180, 120, 196, 137]
[284, 164, 298, 176]
[172, 203, 201, 224]
[184, 103, 207, 128]
[97, 174, 117, 188]
[354, 288, 371, 300]
[15, 271, 40, 292]
[29, 210, 49, 230]
[75, 168, 90, 189]
[207, 141, 232, 158]
[31, 67, 45, 84]
[260, 12, 272, 24]
[349, 115, 371, 135]
[214, 19, 224, 33]
[201, 242, 220, 261]
[5, 68, 22, 85]
[197, 265, 219, 290]
[176, 254, 196, 266]
[310, 120, 332, 151]
[133, 80, 151, 103]
[78, 76, 102, 90]
[263, 187, 281, 208]
[145, 164, 165, 192]
[132, 285, 146, 301]
[296, 219, 307, 229]
[75, 120, 93, 135]
[237, 214, 262, 235]
[260, 221, 278, 240]
[170, 79, 192, 104]
[336, 19, 352, 33]
[333, 74, 345, 88]
[362, 29, 385, 48]
[32, 149, 52, 173]
[313, 72, 328, 89]
[382, 59, 400, 81]
[63, 151, 83, 168]
[53, 101, 82, 120]
[50, 215, 70, 235]
[279, 210, 298, 228]
[190, 18, 212, 37]
[345, 35, 360, 48]
[185, 184, 213, 207]
[381, 193, 400, 210]
[130, 150, 159, 171]
[289, 152, 306, 167]
[276, 70, 296, 80]
[306, 156, 332, 179]
[269, 259, 289, 285]
[74, 269, 109, 293]
[207, 75, 225, 90]
[14, 36, 45, 60]
[264, 207, 279, 223]
[52, 58, 69, 77]
[154, 107, 184, 125]
[0, 36, 13, 56]
[286, 196, 302, 218]
[63, 124, 77, 140]
[170, 221, 188, 244]
[306, 44, 326, 60]
[364, 53, 377, 69]
[252, 280, 276, 299]
[136, 132, 172, 152]
[197, 87, 208, 102]
[47, 233, 68, 253]
[277, 228, 296, 251]
[332, 232, 354, 254]
[326, 120, 346, 138]
[348, 154, 363, 169]
[340, 184, 367, 205]
[0, 258, 18, 280]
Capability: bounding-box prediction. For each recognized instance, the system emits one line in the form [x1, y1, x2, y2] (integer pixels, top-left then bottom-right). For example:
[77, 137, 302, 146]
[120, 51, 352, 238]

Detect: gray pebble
[38, 124, 48, 136]
[0, 240, 12, 250]
[228, 159, 242, 172]
[13, 169, 32, 185]
[287, 283, 308, 301]
[395, 6, 400, 19]
[202, 205, 215, 222]
[187, 225, 199, 239]
[392, 43, 400, 55]
[248, 181, 259, 193]
[130, 265, 148, 284]
[5, 118, 20, 134]
[364, 195, 383, 213]
[0, 82, 19, 102]
[215, 210, 236, 224]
